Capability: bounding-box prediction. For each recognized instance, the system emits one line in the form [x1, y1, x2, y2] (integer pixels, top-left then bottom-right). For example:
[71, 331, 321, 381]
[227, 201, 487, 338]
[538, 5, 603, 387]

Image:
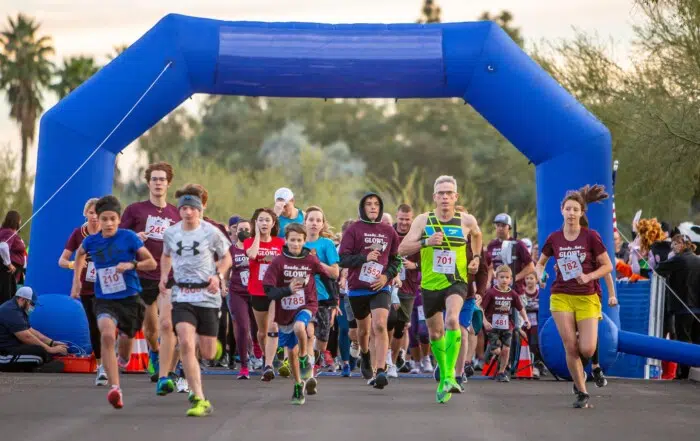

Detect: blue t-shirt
[305, 237, 339, 301]
[0, 299, 29, 351]
[278, 210, 305, 238]
[82, 229, 144, 300]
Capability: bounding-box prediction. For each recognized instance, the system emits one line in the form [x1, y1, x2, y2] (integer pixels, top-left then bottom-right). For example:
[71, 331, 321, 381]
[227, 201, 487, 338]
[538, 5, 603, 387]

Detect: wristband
[421, 238, 428, 247]
[68, 261, 75, 270]
[132, 260, 139, 270]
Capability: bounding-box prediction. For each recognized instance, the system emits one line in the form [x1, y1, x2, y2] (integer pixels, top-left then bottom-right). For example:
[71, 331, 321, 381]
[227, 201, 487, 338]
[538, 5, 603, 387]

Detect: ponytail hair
[561, 184, 609, 227]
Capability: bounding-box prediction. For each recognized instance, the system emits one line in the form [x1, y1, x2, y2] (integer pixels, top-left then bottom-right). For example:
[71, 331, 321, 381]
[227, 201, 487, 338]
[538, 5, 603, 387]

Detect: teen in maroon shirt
[535, 184, 613, 409]
[263, 223, 329, 404]
[485, 213, 534, 294]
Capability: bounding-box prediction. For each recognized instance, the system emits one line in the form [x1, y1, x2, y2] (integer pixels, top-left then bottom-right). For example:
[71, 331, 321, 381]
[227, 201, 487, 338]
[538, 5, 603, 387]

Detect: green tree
[0, 13, 54, 187]
[478, 10, 524, 47]
[51, 55, 100, 99]
[417, 0, 442, 24]
[106, 44, 129, 60]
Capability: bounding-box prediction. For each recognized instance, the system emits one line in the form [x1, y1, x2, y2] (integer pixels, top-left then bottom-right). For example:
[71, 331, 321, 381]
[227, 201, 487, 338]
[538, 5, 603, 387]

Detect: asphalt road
[1, 372, 698, 441]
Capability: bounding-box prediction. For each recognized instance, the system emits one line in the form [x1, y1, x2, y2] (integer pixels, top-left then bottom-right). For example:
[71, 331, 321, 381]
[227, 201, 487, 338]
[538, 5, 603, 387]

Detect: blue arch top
[28, 15, 619, 372]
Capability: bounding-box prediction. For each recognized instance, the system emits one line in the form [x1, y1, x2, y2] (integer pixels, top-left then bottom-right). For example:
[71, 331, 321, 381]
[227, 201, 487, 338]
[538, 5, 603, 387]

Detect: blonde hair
[433, 175, 457, 193]
[305, 206, 334, 239]
[495, 264, 513, 276]
[83, 198, 99, 217]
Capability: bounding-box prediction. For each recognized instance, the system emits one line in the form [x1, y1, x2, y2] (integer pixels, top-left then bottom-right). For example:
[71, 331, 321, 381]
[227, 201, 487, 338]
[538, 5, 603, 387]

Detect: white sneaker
[350, 342, 360, 359]
[95, 365, 108, 386]
[386, 350, 393, 366]
[386, 363, 399, 378]
[409, 361, 421, 374]
[176, 376, 189, 393]
[421, 356, 434, 373]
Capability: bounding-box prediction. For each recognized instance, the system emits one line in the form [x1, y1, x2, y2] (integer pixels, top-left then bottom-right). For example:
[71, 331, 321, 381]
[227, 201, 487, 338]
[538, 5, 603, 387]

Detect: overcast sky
[1, 0, 646, 179]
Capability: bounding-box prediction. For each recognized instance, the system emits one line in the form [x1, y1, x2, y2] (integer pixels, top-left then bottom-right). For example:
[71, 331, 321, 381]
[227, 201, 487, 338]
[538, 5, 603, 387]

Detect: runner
[390, 204, 420, 378]
[339, 192, 402, 389]
[119, 162, 180, 382]
[304, 206, 340, 373]
[486, 213, 534, 294]
[160, 185, 232, 417]
[59, 198, 106, 386]
[226, 218, 254, 379]
[244, 208, 285, 381]
[274, 188, 304, 238]
[263, 223, 330, 404]
[70, 195, 157, 409]
[398, 175, 483, 403]
[535, 184, 613, 408]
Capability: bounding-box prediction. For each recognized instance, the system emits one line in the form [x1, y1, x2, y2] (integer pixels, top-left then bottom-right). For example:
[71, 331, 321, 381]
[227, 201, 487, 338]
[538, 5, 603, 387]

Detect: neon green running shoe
[278, 359, 291, 378]
[436, 380, 452, 404]
[186, 398, 213, 417]
[291, 382, 305, 405]
[299, 355, 313, 381]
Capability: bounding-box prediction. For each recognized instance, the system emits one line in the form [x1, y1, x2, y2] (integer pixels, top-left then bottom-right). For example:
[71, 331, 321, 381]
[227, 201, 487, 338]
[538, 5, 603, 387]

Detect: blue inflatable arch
[31, 13, 652, 376]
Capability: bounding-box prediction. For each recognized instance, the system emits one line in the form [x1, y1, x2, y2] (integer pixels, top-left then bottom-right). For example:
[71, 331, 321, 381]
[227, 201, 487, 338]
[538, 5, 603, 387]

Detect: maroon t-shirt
[481, 286, 523, 331]
[64, 225, 95, 296]
[396, 229, 420, 296]
[338, 221, 400, 292]
[228, 244, 250, 296]
[263, 251, 324, 326]
[467, 235, 489, 298]
[486, 238, 533, 294]
[523, 286, 539, 312]
[542, 227, 607, 295]
[119, 200, 180, 280]
[0, 228, 26, 267]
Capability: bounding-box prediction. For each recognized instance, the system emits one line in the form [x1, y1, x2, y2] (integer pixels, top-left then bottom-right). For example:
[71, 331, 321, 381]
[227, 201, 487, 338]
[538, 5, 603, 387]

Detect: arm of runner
[603, 272, 618, 306]
[264, 284, 295, 300]
[245, 225, 262, 260]
[71, 245, 87, 298]
[397, 213, 427, 256]
[338, 228, 368, 268]
[577, 251, 613, 285]
[534, 253, 550, 283]
[58, 249, 78, 270]
[462, 213, 482, 273]
[515, 262, 536, 283]
[134, 246, 157, 272]
[321, 263, 339, 279]
[159, 253, 172, 293]
[384, 255, 402, 281]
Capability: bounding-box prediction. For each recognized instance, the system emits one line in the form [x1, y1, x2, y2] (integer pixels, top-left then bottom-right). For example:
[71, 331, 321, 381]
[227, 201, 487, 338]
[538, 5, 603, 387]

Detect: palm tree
[51, 55, 99, 99]
[0, 14, 55, 187]
[106, 44, 129, 61]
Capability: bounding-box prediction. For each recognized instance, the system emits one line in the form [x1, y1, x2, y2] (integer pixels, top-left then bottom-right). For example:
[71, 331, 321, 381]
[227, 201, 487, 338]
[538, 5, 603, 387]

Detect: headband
[178, 194, 203, 211]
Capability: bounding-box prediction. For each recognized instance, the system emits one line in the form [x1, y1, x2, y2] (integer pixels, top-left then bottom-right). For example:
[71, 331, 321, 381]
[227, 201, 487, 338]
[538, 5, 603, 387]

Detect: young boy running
[263, 223, 330, 404]
[160, 185, 232, 416]
[71, 195, 157, 409]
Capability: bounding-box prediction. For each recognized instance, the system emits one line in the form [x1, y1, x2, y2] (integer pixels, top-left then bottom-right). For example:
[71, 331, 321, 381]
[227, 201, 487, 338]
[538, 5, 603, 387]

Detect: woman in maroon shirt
[0, 210, 27, 303]
[58, 198, 107, 386]
[535, 185, 613, 409]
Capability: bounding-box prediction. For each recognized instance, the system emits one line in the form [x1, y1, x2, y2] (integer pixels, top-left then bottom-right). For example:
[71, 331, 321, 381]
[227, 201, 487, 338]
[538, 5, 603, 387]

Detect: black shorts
[422, 282, 468, 319]
[396, 295, 415, 323]
[95, 296, 146, 338]
[487, 329, 513, 348]
[348, 291, 391, 321]
[313, 306, 333, 342]
[250, 295, 272, 312]
[172, 302, 220, 337]
[139, 278, 160, 306]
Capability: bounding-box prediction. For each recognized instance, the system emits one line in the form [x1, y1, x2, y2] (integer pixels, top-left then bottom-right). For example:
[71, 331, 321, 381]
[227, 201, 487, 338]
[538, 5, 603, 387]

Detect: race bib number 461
[98, 267, 126, 295]
[556, 255, 583, 281]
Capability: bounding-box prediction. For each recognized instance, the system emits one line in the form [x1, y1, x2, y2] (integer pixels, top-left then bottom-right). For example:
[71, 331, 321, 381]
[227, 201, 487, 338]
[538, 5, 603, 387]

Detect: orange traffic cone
[124, 329, 149, 373]
[514, 337, 535, 379]
[482, 355, 499, 378]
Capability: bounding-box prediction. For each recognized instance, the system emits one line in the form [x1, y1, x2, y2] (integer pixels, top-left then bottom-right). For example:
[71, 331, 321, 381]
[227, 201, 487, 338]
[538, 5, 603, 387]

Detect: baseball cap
[15, 286, 37, 305]
[228, 215, 241, 227]
[274, 187, 294, 204]
[493, 213, 513, 227]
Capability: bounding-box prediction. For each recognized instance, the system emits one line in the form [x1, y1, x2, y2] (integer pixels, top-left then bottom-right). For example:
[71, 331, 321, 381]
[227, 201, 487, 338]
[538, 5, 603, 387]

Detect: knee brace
[393, 321, 406, 340]
[267, 332, 279, 338]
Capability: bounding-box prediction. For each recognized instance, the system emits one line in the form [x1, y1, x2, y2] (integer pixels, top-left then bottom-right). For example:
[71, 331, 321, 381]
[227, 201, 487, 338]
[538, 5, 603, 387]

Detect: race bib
[259, 264, 270, 281]
[178, 286, 208, 303]
[240, 270, 249, 287]
[417, 305, 426, 321]
[86, 262, 97, 283]
[492, 313, 509, 330]
[98, 267, 126, 295]
[557, 255, 583, 281]
[527, 312, 538, 326]
[359, 261, 384, 284]
[282, 290, 306, 310]
[432, 249, 456, 274]
[145, 215, 170, 240]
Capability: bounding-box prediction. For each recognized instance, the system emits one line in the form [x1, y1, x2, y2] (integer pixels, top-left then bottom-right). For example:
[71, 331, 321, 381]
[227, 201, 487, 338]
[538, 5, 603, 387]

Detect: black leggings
[80, 296, 101, 360]
[218, 301, 235, 360]
[0, 344, 49, 372]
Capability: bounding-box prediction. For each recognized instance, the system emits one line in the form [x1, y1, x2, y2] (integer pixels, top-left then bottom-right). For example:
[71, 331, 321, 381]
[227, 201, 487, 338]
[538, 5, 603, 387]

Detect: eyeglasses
[150, 177, 168, 182]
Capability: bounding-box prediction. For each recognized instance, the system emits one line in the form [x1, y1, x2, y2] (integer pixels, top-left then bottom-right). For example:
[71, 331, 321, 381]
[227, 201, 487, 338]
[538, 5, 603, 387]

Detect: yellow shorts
[550, 293, 602, 322]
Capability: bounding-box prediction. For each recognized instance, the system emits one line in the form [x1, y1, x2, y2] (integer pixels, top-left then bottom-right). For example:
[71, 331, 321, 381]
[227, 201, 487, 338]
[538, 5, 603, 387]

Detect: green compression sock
[444, 329, 462, 380]
[430, 336, 447, 381]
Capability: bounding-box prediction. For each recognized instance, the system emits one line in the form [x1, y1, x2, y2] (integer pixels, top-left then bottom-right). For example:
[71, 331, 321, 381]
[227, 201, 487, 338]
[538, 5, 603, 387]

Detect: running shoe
[592, 367, 608, 387]
[572, 383, 580, 395]
[107, 386, 123, 409]
[367, 377, 376, 387]
[156, 376, 175, 396]
[300, 355, 313, 381]
[421, 356, 434, 373]
[433, 364, 440, 382]
[278, 359, 291, 378]
[360, 351, 373, 380]
[305, 377, 318, 395]
[292, 382, 305, 405]
[436, 381, 452, 404]
[95, 365, 108, 387]
[147, 350, 159, 382]
[464, 363, 475, 378]
[395, 349, 406, 371]
[455, 375, 466, 393]
[238, 366, 250, 380]
[386, 363, 399, 378]
[374, 370, 389, 389]
[350, 341, 360, 359]
[341, 363, 351, 377]
[176, 376, 189, 393]
[186, 398, 213, 417]
[444, 377, 462, 393]
[409, 361, 421, 374]
[262, 365, 275, 382]
[573, 391, 590, 408]
[496, 372, 510, 383]
[273, 348, 284, 370]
